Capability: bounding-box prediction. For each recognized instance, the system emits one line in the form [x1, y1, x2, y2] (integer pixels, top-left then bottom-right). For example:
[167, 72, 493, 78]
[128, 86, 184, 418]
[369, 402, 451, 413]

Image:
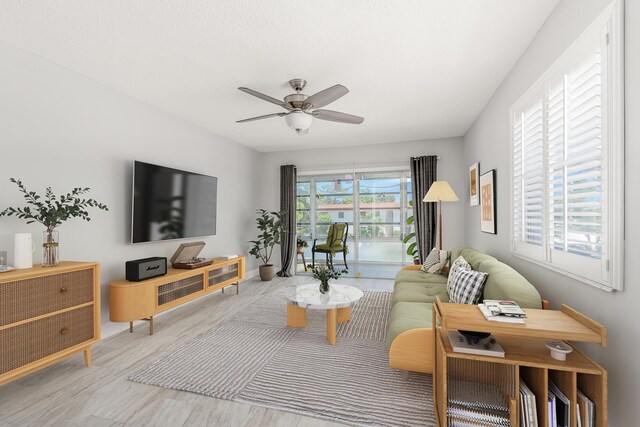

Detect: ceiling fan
[236, 79, 364, 135]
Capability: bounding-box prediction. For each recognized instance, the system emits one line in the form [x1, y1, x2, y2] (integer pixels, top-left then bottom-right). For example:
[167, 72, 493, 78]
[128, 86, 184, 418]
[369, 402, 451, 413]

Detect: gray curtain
[277, 165, 297, 277]
[410, 156, 438, 263]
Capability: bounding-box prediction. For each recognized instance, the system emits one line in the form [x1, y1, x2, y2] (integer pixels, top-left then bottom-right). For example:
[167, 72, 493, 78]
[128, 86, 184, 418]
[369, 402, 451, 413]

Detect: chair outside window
[312, 223, 349, 270]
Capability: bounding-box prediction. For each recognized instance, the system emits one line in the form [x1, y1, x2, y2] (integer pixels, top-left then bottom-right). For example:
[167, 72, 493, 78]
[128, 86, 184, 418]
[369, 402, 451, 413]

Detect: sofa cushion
[447, 255, 471, 294]
[392, 281, 449, 305]
[395, 269, 448, 285]
[448, 267, 488, 304]
[386, 302, 433, 349]
[421, 248, 450, 274]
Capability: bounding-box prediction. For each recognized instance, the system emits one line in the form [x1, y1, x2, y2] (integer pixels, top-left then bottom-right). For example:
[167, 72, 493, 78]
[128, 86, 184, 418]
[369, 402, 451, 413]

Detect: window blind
[510, 0, 623, 291]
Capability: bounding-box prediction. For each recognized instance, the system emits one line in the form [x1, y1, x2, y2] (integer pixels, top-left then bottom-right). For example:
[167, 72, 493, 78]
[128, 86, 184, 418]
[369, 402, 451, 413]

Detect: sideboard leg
[84, 348, 92, 367]
[129, 321, 133, 333]
[149, 316, 153, 335]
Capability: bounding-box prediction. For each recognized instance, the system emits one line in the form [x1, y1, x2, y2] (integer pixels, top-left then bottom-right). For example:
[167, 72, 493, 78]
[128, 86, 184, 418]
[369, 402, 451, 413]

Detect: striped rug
[128, 288, 436, 427]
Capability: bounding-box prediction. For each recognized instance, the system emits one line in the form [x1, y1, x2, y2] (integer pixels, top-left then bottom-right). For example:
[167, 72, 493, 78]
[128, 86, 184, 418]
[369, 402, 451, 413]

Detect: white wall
[462, 0, 638, 424]
[0, 41, 263, 338]
[260, 137, 466, 268]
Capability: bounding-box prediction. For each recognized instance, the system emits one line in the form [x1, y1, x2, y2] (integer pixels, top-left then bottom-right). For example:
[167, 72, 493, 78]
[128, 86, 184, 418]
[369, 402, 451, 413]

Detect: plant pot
[413, 259, 421, 265]
[259, 264, 276, 281]
[42, 229, 60, 267]
[319, 280, 330, 294]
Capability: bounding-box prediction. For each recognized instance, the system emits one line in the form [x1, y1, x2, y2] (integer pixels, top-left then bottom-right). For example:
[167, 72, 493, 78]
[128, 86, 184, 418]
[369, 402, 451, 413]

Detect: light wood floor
[0, 274, 394, 427]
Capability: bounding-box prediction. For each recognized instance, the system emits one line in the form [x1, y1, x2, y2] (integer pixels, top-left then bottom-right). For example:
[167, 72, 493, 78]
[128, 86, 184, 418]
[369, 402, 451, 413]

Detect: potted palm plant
[248, 209, 287, 281]
[0, 178, 109, 267]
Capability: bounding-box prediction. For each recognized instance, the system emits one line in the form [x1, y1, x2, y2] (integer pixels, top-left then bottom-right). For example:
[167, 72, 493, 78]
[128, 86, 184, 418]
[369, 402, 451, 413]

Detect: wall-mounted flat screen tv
[131, 161, 217, 244]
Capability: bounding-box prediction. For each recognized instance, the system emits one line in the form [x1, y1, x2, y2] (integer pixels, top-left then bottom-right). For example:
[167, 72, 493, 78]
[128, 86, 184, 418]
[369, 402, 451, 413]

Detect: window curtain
[410, 156, 438, 263]
[277, 165, 297, 277]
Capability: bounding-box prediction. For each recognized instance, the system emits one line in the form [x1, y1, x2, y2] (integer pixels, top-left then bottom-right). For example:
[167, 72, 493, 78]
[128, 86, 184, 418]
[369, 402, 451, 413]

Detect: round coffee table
[285, 283, 364, 345]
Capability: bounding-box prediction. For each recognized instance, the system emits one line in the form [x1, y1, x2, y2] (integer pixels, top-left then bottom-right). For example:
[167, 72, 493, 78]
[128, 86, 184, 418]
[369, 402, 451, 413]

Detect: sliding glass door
[296, 170, 413, 272]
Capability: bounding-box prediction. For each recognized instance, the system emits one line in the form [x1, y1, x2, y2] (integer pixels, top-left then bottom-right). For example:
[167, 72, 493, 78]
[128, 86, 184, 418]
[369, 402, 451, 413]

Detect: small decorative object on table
[0, 178, 108, 267]
[307, 263, 347, 294]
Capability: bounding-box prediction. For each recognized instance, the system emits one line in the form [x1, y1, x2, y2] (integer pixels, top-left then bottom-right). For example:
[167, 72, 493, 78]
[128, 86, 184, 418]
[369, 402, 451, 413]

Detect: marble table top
[285, 283, 364, 309]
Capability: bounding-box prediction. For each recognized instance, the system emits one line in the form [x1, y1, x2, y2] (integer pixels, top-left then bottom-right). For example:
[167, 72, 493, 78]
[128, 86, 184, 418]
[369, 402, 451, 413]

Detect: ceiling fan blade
[305, 84, 349, 108]
[313, 109, 364, 124]
[236, 112, 287, 123]
[238, 87, 291, 110]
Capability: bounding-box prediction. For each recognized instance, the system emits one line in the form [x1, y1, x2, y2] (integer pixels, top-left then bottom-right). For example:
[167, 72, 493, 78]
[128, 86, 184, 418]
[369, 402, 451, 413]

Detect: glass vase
[42, 229, 60, 267]
[319, 280, 330, 294]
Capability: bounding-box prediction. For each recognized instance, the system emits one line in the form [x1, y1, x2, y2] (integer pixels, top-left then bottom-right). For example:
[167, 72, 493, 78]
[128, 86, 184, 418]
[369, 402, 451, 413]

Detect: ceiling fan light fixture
[284, 110, 313, 135]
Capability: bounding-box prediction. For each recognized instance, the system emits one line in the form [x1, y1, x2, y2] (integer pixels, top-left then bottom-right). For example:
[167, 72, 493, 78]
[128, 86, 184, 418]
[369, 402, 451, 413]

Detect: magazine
[483, 299, 527, 318]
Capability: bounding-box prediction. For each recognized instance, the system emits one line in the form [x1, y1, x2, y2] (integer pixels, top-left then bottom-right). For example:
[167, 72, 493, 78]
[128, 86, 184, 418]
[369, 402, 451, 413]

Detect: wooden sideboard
[109, 256, 245, 335]
[0, 261, 101, 386]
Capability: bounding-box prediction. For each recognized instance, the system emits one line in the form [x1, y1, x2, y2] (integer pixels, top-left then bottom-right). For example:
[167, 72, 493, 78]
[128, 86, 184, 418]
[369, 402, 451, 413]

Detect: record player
[170, 241, 213, 269]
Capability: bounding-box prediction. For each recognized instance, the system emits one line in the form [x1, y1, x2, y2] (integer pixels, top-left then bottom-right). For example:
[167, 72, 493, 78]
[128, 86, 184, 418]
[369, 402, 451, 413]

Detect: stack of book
[519, 379, 538, 426]
[548, 380, 570, 427]
[478, 300, 527, 324]
[447, 379, 511, 426]
[577, 389, 595, 427]
[448, 331, 505, 358]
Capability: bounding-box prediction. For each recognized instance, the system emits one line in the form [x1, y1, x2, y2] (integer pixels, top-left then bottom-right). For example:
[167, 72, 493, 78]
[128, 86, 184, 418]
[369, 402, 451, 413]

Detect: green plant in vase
[307, 263, 347, 294]
[248, 209, 287, 281]
[0, 178, 108, 267]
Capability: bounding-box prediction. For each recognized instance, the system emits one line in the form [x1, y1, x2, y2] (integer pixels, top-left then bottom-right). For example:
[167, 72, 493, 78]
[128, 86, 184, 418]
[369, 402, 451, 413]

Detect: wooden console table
[0, 262, 101, 386]
[433, 297, 607, 426]
[109, 256, 245, 335]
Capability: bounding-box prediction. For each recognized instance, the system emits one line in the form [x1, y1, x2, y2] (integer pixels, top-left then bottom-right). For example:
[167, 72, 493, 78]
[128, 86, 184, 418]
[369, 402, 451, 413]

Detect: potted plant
[0, 178, 109, 267]
[307, 263, 347, 294]
[296, 236, 308, 253]
[402, 202, 420, 264]
[248, 209, 287, 281]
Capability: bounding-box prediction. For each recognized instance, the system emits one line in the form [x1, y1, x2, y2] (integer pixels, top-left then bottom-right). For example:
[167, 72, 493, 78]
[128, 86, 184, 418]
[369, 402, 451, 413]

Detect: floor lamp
[423, 181, 459, 250]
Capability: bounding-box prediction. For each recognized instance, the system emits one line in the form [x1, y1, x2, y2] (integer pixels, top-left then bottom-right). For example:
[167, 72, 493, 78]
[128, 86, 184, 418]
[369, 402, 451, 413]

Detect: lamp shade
[423, 181, 459, 202]
[285, 111, 313, 134]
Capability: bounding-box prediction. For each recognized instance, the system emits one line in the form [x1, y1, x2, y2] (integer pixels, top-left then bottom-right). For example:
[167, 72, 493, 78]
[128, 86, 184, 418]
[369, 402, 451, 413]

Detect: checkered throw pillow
[449, 267, 489, 304]
[421, 248, 450, 274]
[447, 255, 471, 294]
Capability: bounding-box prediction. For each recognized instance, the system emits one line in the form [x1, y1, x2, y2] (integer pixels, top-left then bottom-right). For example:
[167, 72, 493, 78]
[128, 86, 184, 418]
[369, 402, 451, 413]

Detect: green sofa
[387, 247, 542, 373]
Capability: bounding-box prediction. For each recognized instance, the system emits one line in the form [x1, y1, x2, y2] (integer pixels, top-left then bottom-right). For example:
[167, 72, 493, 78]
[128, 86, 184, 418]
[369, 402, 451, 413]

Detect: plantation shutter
[512, 96, 545, 262]
[510, 1, 623, 290]
[548, 51, 605, 280]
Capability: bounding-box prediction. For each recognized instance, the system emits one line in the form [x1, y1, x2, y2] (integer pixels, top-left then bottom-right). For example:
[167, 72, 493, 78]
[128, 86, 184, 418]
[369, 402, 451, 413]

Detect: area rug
[128, 287, 436, 427]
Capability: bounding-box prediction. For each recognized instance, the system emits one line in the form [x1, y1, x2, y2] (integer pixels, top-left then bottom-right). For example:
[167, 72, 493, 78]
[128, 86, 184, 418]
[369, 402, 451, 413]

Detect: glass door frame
[297, 168, 413, 269]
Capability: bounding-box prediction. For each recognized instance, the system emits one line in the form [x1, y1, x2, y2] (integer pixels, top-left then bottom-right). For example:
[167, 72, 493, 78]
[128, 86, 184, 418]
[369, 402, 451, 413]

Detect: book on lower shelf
[447, 379, 511, 426]
[577, 389, 595, 427]
[447, 331, 505, 358]
[519, 379, 538, 427]
[549, 380, 570, 427]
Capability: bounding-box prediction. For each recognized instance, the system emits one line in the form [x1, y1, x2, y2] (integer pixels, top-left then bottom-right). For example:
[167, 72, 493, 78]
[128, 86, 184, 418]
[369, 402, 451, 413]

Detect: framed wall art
[469, 162, 479, 206]
[480, 169, 496, 234]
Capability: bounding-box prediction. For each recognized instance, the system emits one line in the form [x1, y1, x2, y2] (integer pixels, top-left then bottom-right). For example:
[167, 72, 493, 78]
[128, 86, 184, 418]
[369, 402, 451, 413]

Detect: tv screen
[131, 161, 217, 243]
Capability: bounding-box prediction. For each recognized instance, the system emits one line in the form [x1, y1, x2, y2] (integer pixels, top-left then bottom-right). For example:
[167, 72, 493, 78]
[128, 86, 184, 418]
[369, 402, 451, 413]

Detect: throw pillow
[421, 248, 450, 274]
[447, 255, 471, 294]
[449, 267, 489, 304]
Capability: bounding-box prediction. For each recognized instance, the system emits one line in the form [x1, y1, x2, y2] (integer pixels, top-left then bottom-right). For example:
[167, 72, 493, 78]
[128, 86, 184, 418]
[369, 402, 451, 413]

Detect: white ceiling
[0, 0, 559, 152]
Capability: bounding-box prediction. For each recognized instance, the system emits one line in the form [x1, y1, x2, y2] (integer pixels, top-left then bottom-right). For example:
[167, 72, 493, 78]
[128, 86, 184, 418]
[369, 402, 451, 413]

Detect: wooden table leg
[302, 253, 307, 271]
[84, 347, 92, 367]
[327, 308, 337, 345]
[287, 304, 307, 327]
[337, 306, 351, 323]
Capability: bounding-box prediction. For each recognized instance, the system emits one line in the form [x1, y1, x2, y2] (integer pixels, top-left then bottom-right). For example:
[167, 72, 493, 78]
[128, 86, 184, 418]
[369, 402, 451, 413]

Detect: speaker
[126, 257, 167, 282]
